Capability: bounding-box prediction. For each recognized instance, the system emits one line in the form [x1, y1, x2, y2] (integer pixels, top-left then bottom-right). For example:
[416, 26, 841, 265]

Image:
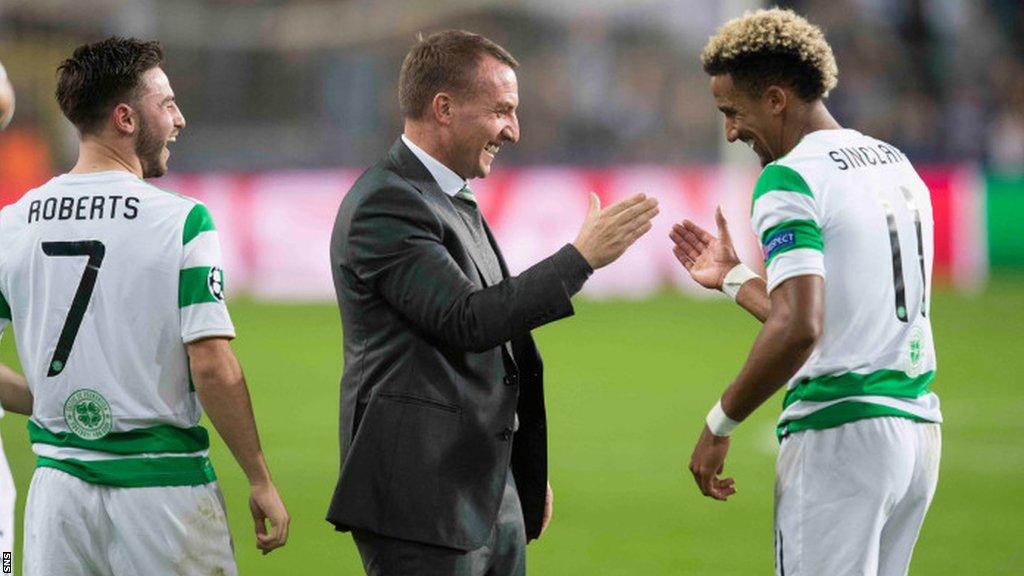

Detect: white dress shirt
[401, 134, 466, 197]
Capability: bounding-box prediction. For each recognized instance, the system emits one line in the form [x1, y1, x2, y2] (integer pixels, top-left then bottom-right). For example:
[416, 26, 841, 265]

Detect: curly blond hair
[701, 8, 838, 100]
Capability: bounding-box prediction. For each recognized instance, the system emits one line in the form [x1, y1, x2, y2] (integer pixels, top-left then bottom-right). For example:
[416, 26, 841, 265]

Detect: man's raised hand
[670, 205, 741, 290]
[573, 192, 659, 269]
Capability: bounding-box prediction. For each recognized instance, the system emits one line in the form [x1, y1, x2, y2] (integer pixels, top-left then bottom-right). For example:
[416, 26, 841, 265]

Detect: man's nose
[504, 116, 519, 144]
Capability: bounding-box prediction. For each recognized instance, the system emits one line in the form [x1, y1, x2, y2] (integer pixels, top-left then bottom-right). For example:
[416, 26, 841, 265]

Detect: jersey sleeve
[750, 164, 825, 293]
[179, 203, 236, 343]
[0, 287, 9, 342]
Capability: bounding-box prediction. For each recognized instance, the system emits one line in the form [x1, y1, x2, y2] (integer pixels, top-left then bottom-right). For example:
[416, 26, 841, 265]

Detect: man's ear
[764, 85, 788, 116]
[431, 92, 454, 126]
[112, 103, 136, 135]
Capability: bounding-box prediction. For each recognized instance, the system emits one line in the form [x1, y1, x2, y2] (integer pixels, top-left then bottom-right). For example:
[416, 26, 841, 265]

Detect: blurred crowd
[790, 0, 1024, 172]
[0, 0, 1021, 175]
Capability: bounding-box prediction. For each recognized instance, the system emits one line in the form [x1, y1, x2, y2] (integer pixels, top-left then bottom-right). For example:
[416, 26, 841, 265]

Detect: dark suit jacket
[326, 139, 592, 551]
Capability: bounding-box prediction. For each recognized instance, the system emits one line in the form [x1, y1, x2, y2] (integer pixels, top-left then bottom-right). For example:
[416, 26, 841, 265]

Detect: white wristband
[706, 400, 740, 437]
[721, 263, 759, 300]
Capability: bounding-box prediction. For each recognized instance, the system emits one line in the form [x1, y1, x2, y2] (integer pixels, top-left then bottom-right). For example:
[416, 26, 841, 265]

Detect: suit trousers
[352, 470, 527, 576]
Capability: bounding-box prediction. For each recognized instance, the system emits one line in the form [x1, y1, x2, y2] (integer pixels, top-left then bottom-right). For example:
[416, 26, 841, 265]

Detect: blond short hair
[701, 8, 838, 100]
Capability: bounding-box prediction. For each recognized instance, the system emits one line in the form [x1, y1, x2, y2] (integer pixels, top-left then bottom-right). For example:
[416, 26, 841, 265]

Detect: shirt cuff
[556, 243, 594, 296]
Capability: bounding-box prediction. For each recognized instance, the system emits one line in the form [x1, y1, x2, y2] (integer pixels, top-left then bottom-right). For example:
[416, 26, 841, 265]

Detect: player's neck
[71, 138, 144, 179]
[778, 101, 841, 157]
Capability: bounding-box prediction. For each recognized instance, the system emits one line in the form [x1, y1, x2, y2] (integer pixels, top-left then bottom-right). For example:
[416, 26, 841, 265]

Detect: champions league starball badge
[207, 266, 225, 302]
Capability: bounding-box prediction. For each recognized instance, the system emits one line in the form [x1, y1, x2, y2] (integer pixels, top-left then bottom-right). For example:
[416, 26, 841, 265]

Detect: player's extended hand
[670, 205, 741, 290]
[249, 481, 290, 554]
[689, 424, 737, 501]
[573, 192, 659, 269]
[541, 481, 554, 536]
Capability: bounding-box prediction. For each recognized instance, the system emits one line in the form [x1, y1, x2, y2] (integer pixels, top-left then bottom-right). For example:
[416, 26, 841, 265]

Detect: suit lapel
[388, 138, 493, 288]
[480, 207, 521, 372]
[481, 218, 510, 281]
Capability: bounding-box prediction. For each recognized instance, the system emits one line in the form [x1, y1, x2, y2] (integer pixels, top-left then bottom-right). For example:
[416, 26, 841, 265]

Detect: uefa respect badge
[762, 229, 796, 262]
[63, 389, 113, 440]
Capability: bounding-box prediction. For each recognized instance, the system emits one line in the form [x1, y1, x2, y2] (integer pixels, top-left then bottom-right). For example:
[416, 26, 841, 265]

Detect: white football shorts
[23, 466, 238, 576]
[774, 416, 941, 576]
[0, 433, 14, 554]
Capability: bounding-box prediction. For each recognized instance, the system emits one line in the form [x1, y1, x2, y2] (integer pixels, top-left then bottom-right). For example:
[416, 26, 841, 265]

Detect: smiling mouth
[484, 142, 500, 156]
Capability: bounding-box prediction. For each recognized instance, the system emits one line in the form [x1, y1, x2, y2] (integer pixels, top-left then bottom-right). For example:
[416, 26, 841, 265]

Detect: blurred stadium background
[1, 0, 1022, 574]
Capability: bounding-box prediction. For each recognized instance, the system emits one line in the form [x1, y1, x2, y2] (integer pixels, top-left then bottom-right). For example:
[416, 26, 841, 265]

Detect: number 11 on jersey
[877, 188, 926, 322]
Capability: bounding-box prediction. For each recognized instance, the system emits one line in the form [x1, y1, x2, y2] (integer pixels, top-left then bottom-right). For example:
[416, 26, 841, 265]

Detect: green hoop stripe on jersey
[36, 455, 217, 487]
[29, 420, 210, 455]
[782, 370, 934, 409]
[0, 289, 10, 320]
[751, 164, 813, 211]
[180, 266, 222, 307]
[760, 219, 823, 265]
[777, 401, 932, 440]
[183, 203, 216, 245]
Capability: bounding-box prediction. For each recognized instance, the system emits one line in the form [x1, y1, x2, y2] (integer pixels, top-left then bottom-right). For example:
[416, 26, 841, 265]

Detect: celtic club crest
[907, 326, 925, 377]
[63, 389, 113, 440]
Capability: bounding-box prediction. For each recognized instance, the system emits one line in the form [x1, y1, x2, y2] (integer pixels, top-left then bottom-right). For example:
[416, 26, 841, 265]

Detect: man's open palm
[670, 205, 741, 290]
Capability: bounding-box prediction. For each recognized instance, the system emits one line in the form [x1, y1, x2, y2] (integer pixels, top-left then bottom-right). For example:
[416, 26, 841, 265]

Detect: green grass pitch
[2, 276, 1022, 574]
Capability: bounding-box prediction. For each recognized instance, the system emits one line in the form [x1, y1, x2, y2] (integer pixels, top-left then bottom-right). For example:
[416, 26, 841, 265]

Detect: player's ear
[432, 92, 454, 126]
[111, 103, 136, 136]
[764, 85, 788, 116]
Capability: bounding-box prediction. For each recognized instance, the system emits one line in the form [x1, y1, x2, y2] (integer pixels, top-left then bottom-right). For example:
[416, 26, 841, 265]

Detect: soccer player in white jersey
[670, 9, 941, 576]
[0, 58, 33, 557]
[0, 37, 289, 574]
[0, 367, 30, 556]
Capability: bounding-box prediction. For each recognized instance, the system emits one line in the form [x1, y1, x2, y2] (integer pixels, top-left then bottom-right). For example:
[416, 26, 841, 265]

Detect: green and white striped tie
[455, 185, 477, 206]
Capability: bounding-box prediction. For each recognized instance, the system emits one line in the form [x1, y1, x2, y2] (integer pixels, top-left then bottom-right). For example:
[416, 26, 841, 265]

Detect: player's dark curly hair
[702, 8, 838, 101]
[56, 37, 164, 135]
[399, 30, 518, 120]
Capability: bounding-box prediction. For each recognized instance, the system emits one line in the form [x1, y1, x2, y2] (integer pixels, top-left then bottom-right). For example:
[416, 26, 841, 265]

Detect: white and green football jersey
[0, 171, 234, 487]
[751, 129, 942, 439]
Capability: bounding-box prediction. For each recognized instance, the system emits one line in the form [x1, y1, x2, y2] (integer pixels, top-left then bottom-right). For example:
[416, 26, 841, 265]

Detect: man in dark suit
[327, 30, 659, 575]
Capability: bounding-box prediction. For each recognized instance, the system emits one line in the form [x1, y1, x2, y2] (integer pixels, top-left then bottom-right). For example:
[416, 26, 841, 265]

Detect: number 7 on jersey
[41, 240, 105, 376]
